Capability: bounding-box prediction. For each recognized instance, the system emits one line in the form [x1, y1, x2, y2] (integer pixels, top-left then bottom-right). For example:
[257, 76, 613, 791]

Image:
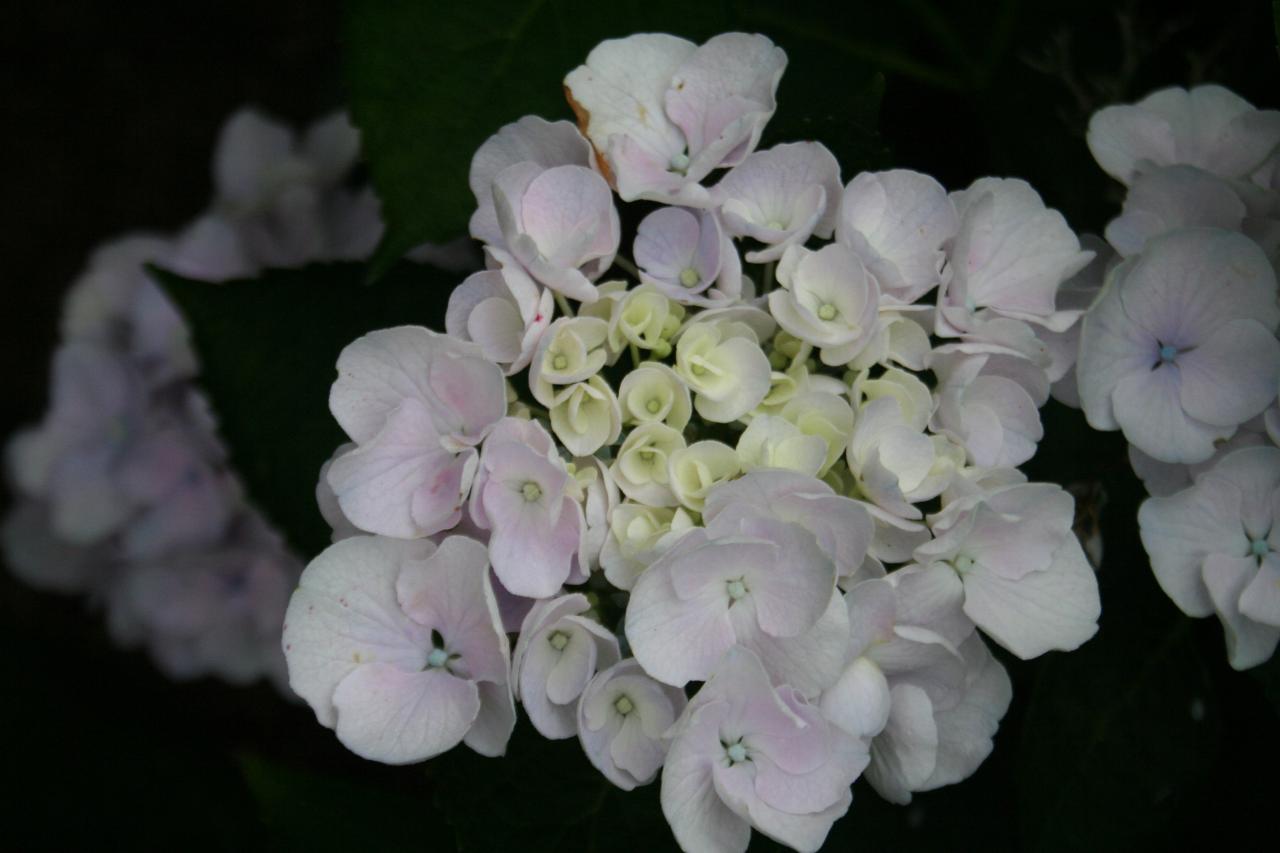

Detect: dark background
[2, 1, 1278, 850]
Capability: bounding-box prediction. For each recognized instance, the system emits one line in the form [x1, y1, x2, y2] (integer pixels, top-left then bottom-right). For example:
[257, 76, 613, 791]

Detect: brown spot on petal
[564, 83, 616, 189]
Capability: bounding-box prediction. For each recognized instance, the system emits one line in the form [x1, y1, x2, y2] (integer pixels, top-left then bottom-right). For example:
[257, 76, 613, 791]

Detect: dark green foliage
[151, 261, 459, 559]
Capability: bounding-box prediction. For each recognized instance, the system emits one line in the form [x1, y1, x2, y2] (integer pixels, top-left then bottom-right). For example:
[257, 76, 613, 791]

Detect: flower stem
[553, 290, 574, 318]
[613, 255, 641, 279]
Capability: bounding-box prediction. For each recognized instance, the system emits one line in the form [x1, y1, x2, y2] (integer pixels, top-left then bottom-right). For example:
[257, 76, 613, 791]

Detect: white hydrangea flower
[610, 422, 686, 507]
[493, 162, 620, 303]
[607, 283, 685, 355]
[821, 568, 1011, 804]
[530, 316, 610, 405]
[667, 440, 742, 512]
[600, 502, 696, 590]
[1139, 446, 1280, 669]
[512, 593, 620, 739]
[715, 141, 842, 262]
[674, 320, 772, 422]
[634, 206, 744, 307]
[547, 375, 622, 456]
[1087, 84, 1280, 186]
[445, 252, 554, 375]
[564, 32, 786, 206]
[617, 362, 692, 430]
[937, 177, 1093, 338]
[836, 169, 959, 304]
[578, 658, 687, 790]
[914, 482, 1101, 659]
[770, 243, 881, 366]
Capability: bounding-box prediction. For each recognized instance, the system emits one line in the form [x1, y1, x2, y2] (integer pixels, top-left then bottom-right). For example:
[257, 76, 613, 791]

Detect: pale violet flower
[702, 470, 873, 582]
[626, 506, 849, 697]
[715, 141, 842, 262]
[569, 454, 619, 575]
[469, 418, 585, 598]
[1076, 228, 1280, 464]
[446, 252, 553, 375]
[578, 658, 687, 790]
[282, 535, 515, 763]
[1139, 446, 1280, 669]
[634, 207, 743, 307]
[512, 593, 620, 739]
[564, 33, 786, 206]
[18, 343, 153, 545]
[110, 520, 296, 687]
[1104, 165, 1248, 257]
[770, 243, 880, 367]
[660, 646, 866, 853]
[59, 235, 200, 386]
[493, 162, 619, 303]
[212, 109, 381, 267]
[1128, 414, 1271, 498]
[114, 422, 238, 560]
[847, 396, 962, 519]
[316, 443, 361, 543]
[1043, 235, 1114, 407]
[915, 482, 1101, 659]
[1087, 84, 1280, 186]
[326, 326, 507, 539]
[468, 115, 596, 246]
[821, 569, 1011, 804]
[938, 177, 1093, 339]
[600, 503, 696, 591]
[928, 350, 1047, 469]
[836, 169, 959, 304]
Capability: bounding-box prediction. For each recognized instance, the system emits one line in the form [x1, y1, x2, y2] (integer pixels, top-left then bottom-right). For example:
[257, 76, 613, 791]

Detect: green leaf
[150, 262, 456, 559]
[342, 0, 885, 281]
[239, 753, 429, 852]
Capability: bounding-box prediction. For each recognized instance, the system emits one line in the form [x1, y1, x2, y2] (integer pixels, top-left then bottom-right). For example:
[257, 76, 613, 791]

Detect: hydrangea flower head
[1077, 227, 1280, 464]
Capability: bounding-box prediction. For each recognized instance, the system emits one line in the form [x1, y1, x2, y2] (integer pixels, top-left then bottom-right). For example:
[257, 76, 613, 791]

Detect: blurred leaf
[1017, 617, 1220, 853]
[151, 262, 455, 559]
[343, 0, 884, 280]
[239, 753, 428, 852]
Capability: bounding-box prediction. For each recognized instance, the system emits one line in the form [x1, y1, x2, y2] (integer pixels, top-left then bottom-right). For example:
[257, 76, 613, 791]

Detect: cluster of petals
[0, 105, 431, 689]
[285, 31, 1108, 853]
[1068, 84, 1280, 667]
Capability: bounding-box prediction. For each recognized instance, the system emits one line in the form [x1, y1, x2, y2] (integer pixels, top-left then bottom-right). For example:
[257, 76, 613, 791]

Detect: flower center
[521, 481, 543, 502]
[817, 303, 838, 321]
[548, 630, 570, 651]
[645, 397, 662, 414]
[726, 578, 748, 601]
[668, 151, 690, 174]
[1250, 537, 1270, 558]
[552, 353, 569, 371]
[1159, 344, 1178, 362]
[614, 695, 635, 716]
[724, 739, 749, 764]
[426, 647, 450, 668]
[954, 554, 975, 572]
[679, 267, 701, 288]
